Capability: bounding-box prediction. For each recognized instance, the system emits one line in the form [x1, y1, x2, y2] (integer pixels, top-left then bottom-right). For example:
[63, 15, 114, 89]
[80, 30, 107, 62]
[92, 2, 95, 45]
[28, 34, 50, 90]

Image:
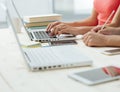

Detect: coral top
[94, 0, 120, 25]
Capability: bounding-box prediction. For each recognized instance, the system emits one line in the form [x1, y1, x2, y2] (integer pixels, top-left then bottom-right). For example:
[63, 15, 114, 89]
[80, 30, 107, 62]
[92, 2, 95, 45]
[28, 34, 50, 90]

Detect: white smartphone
[102, 48, 120, 55]
[68, 66, 120, 85]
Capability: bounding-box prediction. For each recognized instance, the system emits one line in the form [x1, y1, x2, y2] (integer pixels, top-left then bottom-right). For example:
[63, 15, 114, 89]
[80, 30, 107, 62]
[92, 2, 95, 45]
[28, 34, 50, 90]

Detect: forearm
[107, 22, 120, 27]
[108, 6, 120, 27]
[65, 17, 98, 27]
[70, 26, 95, 35]
[106, 35, 120, 46]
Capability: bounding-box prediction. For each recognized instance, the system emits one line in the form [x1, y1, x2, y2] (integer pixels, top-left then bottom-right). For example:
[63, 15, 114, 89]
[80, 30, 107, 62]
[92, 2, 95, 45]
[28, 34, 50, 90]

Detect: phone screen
[70, 66, 120, 85]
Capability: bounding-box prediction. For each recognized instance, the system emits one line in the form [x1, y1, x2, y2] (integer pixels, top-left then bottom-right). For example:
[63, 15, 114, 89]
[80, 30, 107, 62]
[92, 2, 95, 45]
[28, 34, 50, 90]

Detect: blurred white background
[0, 0, 93, 28]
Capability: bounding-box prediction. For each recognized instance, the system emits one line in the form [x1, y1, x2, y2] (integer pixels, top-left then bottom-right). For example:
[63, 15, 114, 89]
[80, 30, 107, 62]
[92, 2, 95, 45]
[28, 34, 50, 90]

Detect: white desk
[0, 28, 120, 92]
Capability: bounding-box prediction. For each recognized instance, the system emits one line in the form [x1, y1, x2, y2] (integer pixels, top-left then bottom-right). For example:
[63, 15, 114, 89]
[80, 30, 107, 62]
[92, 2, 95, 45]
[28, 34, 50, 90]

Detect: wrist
[115, 28, 120, 35]
[106, 38, 110, 46]
[65, 22, 76, 26]
[104, 36, 112, 46]
[106, 35, 120, 46]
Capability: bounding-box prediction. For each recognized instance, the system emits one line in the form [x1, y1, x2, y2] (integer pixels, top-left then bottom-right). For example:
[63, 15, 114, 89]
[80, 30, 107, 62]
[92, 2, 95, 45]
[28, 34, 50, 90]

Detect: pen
[100, 10, 115, 30]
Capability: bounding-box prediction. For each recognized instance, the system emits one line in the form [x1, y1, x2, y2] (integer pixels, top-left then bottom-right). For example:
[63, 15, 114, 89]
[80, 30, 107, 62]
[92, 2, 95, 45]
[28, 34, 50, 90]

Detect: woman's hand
[46, 21, 80, 36]
[98, 27, 120, 35]
[83, 32, 108, 47]
[46, 21, 62, 32]
[91, 26, 120, 35]
[46, 21, 71, 36]
[91, 25, 102, 33]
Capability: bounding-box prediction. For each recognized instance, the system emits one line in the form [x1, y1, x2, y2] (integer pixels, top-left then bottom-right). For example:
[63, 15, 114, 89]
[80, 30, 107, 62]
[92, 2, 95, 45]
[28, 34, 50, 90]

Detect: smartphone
[50, 40, 77, 46]
[102, 48, 120, 55]
[68, 66, 120, 85]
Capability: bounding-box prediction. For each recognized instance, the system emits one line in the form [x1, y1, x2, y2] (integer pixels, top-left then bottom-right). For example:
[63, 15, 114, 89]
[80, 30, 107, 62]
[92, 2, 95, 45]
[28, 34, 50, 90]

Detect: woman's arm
[106, 35, 120, 46]
[68, 8, 98, 27]
[107, 6, 120, 27]
[46, 8, 98, 35]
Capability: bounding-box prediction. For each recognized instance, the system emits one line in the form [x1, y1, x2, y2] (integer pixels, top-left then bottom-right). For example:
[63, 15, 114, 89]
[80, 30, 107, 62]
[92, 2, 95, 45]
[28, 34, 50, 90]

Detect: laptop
[6, 0, 92, 71]
[10, 0, 82, 42]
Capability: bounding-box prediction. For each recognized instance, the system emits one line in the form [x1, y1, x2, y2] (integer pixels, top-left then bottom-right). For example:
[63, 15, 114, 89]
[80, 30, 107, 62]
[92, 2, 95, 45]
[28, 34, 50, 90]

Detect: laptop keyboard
[29, 31, 56, 40]
[24, 47, 64, 67]
[33, 31, 50, 39]
[23, 45, 92, 70]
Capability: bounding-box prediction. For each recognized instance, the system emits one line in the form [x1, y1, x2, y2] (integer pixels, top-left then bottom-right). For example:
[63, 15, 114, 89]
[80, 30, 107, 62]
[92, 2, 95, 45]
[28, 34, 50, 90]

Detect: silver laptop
[10, 0, 81, 42]
[6, 0, 92, 71]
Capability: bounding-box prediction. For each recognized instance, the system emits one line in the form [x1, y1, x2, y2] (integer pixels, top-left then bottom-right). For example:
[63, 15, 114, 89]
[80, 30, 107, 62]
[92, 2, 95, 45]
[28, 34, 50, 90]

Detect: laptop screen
[6, 0, 42, 70]
[7, 0, 40, 48]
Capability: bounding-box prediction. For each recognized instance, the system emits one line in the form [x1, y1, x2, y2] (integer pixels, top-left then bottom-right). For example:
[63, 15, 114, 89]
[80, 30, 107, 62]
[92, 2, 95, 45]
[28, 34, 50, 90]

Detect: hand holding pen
[91, 10, 115, 34]
[98, 10, 115, 34]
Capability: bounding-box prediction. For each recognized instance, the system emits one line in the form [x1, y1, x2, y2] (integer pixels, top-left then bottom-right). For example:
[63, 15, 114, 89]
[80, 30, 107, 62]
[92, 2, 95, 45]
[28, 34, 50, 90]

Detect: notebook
[23, 14, 62, 23]
[10, 0, 82, 42]
[7, 0, 92, 71]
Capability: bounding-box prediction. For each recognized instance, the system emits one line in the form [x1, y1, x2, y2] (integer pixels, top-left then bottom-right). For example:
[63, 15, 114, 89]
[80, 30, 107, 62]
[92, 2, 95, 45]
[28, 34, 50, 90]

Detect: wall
[53, 0, 93, 14]
[74, 0, 94, 14]
[0, 0, 6, 22]
[0, 0, 94, 22]
[53, 0, 93, 21]
[0, 0, 53, 22]
[13, 0, 53, 16]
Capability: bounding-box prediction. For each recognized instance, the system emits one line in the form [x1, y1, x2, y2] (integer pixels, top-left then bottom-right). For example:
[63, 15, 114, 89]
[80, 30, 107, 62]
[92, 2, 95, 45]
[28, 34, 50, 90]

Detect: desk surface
[0, 28, 120, 92]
